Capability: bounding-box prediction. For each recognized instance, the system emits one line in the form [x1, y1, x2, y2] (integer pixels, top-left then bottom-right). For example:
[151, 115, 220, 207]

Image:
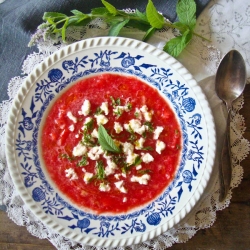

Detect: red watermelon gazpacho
[41, 73, 182, 214]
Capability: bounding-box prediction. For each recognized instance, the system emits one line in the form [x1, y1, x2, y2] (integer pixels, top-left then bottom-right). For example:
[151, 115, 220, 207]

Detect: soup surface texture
[41, 73, 182, 214]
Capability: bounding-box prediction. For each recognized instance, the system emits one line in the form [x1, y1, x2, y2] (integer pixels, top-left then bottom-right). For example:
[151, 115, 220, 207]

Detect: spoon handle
[219, 108, 232, 202]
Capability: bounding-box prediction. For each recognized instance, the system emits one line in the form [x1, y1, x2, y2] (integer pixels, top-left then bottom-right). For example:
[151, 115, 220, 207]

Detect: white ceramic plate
[5, 37, 216, 248]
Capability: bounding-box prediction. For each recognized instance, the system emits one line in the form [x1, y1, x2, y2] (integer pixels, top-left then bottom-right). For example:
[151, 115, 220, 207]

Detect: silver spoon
[215, 50, 246, 202]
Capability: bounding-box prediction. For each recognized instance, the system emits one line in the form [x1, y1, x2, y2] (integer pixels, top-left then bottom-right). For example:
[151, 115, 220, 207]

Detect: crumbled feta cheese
[100, 102, 109, 115]
[75, 134, 79, 138]
[99, 182, 111, 192]
[84, 117, 92, 125]
[79, 100, 91, 116]
[123, 123, 129, 131]
[67, 111, 77, 123]
[114, 180, 127, 193]
[129, 119, 141, 132]
[72, 143, 87, 157]
[153, 126, 164, 140]
[126, 151, 139, 165]
[114, 173, 121, 180]
[140, 105, 153, 122]
[113, 106, 125, 116]
[131, 174, 151, 185]
[84, 172, 93, 184]
[136, 165, 142, 170]
[105, 159, 117, 176]
[140, 105, 148, 113]
[134, 108, 142, 120]
[156, 140, 166, 154]
[143, 110, 153, 122]
[91, 128, 98, 138]
[123, 142, 134, 155]
[114, 122, 123, 134]
[135, 137, 145, 150]
[95, 114, 108, 125]
[121, 172, 127, 178]
[69, 124, 75, 132]
[141, 153, 154, 163]
[124, 119, 145, 135]
[65, 168, 78, 180]
[87, 146, 104, 160]
[135, 125, 146, 135]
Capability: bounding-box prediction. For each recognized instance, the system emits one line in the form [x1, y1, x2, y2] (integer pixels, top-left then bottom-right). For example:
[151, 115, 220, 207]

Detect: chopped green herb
[95, 107, 103, 115]
[77, 154, 88, 166]
[144, 121, 154, 132]
[81, 129, 96, 147]
[126, 102, 132, 110]
[84, 118, 94, 131]
[133, 156, 142, 166]
[110, 96, 120, 106]
[95, 160, 106, 180]
[137, 169, 152, 175]
[134, 111, 139, 118]
[127, 125, 137, 142]
[113, 107, 123, 118]
[59, 153, 75, 161]
[141, 146, 153, 151]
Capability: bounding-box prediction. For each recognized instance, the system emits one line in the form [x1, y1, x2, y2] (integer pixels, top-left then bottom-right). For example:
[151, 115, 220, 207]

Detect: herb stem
[193, 31, 211, 42]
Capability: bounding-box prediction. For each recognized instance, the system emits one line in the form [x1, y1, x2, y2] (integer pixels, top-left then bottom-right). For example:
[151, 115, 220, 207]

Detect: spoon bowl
[215, 50, 246, 201]
[216, 50, 246, 106]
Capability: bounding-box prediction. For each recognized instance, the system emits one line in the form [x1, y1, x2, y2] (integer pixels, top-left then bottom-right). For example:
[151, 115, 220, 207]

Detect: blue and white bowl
[5, 37, 216, 248]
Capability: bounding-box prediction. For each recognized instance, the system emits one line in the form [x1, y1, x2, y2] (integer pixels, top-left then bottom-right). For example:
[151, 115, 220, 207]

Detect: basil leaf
[163, 29, 192, 57]
[146, 0, 165, 29]
[98, 125, 121, 153]
[101, 0, 118, 15]
[176, 0, 196, 30]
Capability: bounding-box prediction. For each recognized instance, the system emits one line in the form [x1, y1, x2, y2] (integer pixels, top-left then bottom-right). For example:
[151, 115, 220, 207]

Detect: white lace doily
[1, 0, 250, 249]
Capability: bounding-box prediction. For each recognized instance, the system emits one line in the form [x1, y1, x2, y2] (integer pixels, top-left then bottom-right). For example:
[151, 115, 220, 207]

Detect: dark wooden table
[1, 84, 250, 249]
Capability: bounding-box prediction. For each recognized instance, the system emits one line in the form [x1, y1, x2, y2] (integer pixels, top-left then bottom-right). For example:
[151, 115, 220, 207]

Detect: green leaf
[98, 125, 121, 153]
[71, 10, 85, 17]
[176, 0, 196, 29]
[43, 12, 67, 21]
[126, 20, 151, 32]
[142, 27, 156, 42]
[105, 16, 125, 25]
[108, 19, 129, 36]
[61, 18, 69, 42]
[146, 0, 165, 29]
[163, 29, 192, 57]
[173, 21, 189, 34]
[91, 7, 109, 16]
[135, 9, 148, 22]
[101, 0, 117, 15]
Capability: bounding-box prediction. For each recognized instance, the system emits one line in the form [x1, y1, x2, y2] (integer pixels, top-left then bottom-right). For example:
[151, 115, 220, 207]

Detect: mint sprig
[98, 125, 121, 153]
[32, 0, 209, 58]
